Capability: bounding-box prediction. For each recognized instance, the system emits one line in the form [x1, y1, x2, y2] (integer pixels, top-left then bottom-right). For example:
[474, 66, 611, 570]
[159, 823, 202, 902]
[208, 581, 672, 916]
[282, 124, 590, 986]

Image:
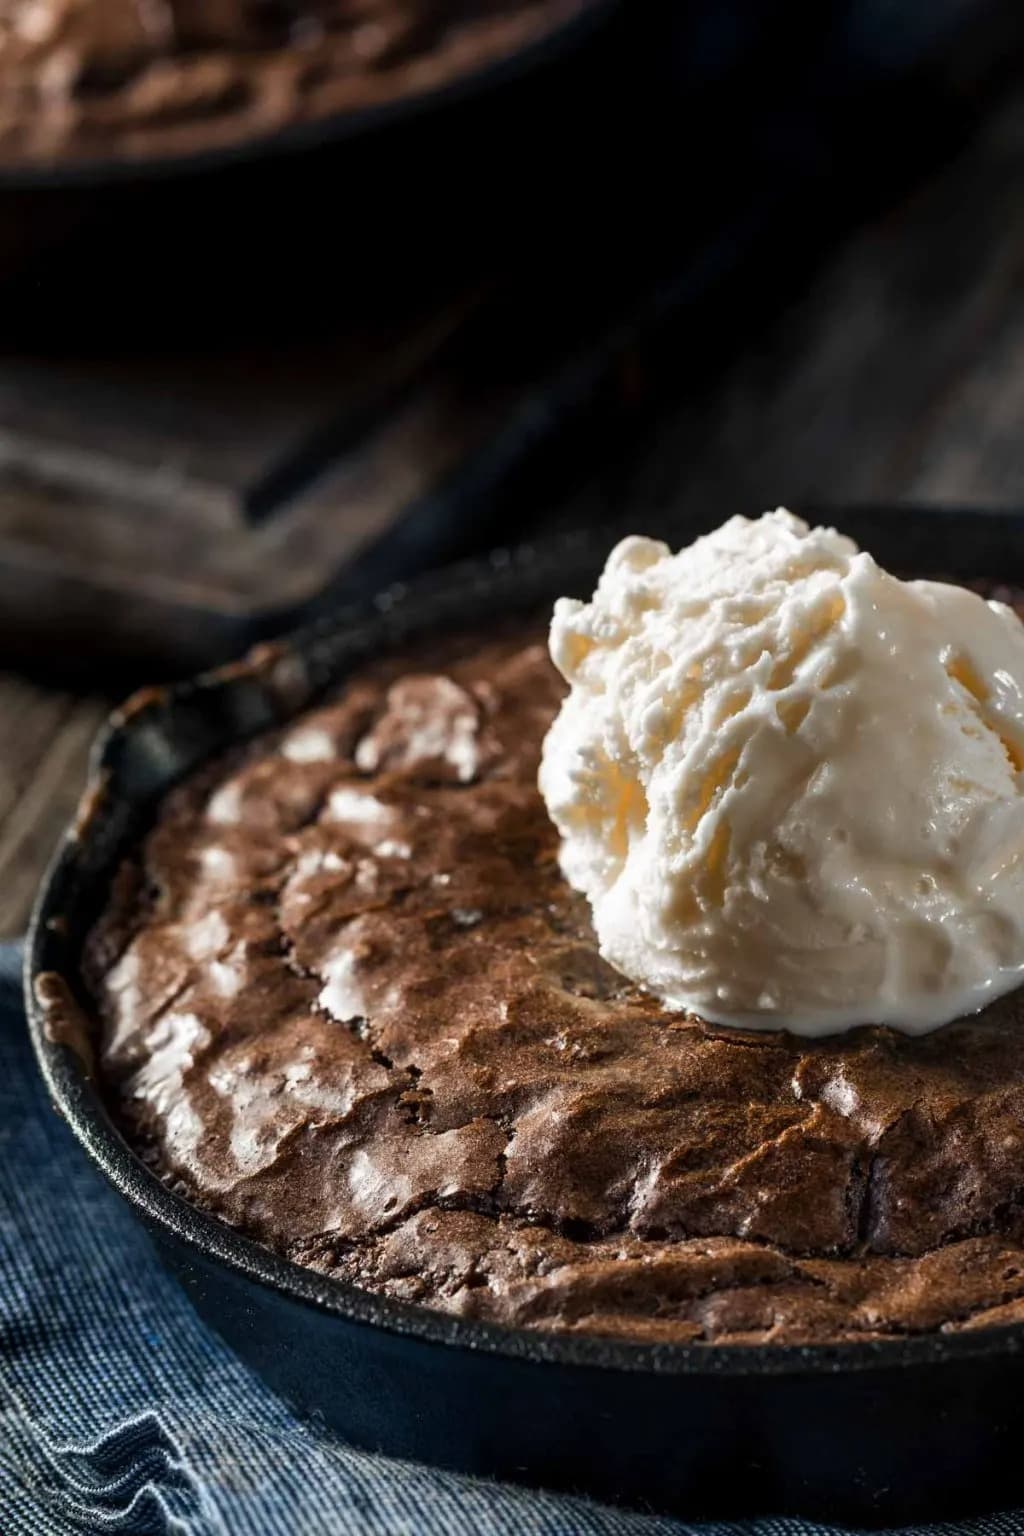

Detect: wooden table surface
[552, 86, 1024, 530]
[1, 81, 1021, 939]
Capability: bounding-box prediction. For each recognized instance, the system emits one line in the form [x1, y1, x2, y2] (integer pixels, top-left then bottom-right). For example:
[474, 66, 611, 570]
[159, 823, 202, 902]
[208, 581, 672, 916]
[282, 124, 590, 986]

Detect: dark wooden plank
[0, 289, 479, 531]
[0, 682, 107, 938]
[0, 362, 504, 673]
[603, 92, 1024, 525]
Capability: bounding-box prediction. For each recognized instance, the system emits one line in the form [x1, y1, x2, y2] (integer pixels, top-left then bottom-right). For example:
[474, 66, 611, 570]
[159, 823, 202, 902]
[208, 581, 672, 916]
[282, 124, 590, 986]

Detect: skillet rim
[26, 504, 1024, 1382]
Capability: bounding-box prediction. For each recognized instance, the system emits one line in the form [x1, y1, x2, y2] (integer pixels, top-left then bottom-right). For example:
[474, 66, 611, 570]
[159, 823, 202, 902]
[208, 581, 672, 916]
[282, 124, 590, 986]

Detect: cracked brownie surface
[0, 0, 587, 167]
[87, 617, 1024, 1345]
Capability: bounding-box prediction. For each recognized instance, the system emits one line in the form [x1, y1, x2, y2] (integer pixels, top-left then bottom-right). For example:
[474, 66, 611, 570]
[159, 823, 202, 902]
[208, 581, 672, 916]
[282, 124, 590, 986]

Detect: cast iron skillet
[26, 506, 1024, 1526]
[0, 0, 618, 191]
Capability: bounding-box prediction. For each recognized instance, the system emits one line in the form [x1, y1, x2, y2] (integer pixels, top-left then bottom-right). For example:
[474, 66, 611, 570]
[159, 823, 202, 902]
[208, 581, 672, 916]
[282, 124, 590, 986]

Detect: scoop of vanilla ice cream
[539, 509, 1024, 1035]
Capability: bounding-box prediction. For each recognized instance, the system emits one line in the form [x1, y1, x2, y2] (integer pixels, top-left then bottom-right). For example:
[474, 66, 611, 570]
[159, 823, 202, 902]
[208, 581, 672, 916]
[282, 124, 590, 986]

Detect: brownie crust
[87, 621, 1024, 1346]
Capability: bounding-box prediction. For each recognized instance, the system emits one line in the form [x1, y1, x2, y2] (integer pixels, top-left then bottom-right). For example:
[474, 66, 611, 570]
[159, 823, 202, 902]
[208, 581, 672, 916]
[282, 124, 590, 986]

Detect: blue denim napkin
[1, 940, 1020, 1536]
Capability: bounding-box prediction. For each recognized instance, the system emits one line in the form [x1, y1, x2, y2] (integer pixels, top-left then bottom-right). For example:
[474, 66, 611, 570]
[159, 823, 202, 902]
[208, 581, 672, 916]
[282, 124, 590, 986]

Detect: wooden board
[579, 93, 1024, 527]
[0, 678, 107, 938]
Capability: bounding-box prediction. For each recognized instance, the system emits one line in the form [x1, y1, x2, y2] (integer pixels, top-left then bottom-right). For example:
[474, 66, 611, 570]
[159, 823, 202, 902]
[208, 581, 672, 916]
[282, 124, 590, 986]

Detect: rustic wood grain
[598, 91, 1024, 526]
[0, 291, 481, 531]
[0, 682, 107, 937]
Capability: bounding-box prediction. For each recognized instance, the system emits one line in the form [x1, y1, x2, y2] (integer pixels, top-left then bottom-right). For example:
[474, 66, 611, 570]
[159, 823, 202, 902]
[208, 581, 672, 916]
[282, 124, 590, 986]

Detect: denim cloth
[2, 942, 1022, 1536]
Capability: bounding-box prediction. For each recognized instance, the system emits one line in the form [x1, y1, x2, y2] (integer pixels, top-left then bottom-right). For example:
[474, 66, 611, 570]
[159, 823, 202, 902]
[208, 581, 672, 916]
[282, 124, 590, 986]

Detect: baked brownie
[0, 0, 587, 166]
[87, 605, 1024, 1346]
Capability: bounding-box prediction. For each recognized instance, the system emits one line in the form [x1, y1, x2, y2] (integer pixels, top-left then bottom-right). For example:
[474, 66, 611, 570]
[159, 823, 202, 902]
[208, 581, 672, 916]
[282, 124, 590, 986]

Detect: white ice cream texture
[539, 510, 1024, 1034]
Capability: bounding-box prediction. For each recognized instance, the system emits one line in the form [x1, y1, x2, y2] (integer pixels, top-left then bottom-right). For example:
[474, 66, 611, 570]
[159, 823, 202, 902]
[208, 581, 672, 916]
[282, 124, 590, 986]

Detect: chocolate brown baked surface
[87, 615, 1024, 1346]
[0, 0, 586, 166]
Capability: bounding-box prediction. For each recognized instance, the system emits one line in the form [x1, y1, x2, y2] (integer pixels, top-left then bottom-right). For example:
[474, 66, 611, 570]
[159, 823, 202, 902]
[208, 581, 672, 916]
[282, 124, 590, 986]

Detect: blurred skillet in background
[0, 0, 623, 328]
[0, 0, 619, 185]
[6, 0, 1013, 343]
